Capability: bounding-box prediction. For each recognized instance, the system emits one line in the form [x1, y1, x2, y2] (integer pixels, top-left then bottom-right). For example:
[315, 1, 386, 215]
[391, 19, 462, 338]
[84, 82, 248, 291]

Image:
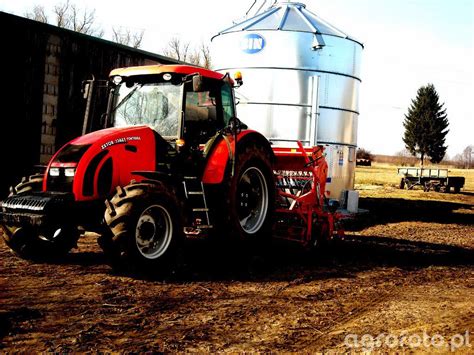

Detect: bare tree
[452, 154, 464, 168]
[462, 145, 473, 169]
[112, 27, 145, 49]
[25, 1, 104, 37]
[25, 1, 150, 48]
[163, 37, 191, 62]
[52, 0, 70, 28]
[188, 49, 201, 66]
[68, 3, 103, 36]
[200, 42, 211, 69]
[24, 5, 48, 23]
[163, 37, 212, 68]
[395, 148, 416, 167]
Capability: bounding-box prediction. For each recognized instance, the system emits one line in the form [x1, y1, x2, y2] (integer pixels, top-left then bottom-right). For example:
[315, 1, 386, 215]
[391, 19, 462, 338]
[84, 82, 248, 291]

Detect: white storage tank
[211, 1, 363, 202]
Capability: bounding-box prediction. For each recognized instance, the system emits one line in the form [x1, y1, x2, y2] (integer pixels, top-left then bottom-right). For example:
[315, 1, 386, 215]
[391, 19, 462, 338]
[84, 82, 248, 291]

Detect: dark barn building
[0, 12, 179, 195]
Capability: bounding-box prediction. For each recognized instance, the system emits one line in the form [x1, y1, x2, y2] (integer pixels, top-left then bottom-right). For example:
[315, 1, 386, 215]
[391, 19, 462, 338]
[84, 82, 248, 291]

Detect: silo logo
[240, 33, 265, 54]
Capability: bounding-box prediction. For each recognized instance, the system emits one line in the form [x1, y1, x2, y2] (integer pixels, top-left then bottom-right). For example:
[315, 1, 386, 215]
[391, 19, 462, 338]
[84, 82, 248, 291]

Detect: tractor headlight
[64, 168, 76, 177]
[49, 168, 60, 176]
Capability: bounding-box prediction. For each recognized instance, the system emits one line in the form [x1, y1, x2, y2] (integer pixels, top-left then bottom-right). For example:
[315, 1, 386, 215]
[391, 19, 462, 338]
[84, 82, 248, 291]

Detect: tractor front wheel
[2, 224, 79, 260]
[102, 182, 183, 274]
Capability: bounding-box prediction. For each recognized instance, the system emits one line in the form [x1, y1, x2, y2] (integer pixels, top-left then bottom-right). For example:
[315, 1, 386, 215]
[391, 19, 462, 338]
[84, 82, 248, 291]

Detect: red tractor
[0, 64, 342, 271]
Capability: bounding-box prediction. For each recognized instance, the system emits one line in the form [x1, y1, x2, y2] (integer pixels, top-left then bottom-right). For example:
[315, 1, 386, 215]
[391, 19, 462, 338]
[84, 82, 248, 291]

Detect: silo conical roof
[214, 1, 362, 46]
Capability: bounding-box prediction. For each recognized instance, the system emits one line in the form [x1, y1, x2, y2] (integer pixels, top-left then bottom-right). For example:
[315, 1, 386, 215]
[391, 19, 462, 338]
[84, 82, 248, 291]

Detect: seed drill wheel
[102, 182, 183, 273]
[310, 217, 330, 252]
[1, 174, 79, 260]
[220, 143, 275, 245]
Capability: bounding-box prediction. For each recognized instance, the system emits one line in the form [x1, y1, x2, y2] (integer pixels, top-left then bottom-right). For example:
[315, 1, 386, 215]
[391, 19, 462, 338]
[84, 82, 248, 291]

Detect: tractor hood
[69, 126, 150, 147]
[46, 125, 157, 201]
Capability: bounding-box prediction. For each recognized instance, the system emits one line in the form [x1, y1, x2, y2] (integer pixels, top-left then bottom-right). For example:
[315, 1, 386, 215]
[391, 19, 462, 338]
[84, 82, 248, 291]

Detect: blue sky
[1, 0, 473, 157]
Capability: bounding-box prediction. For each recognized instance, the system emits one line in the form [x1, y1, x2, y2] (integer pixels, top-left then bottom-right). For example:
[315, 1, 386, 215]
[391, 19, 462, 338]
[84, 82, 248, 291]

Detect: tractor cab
[108, 65, 237, 175]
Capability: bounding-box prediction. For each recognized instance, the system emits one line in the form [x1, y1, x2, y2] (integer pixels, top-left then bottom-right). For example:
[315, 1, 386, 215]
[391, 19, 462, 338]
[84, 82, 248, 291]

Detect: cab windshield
[112, 82, 182, 138]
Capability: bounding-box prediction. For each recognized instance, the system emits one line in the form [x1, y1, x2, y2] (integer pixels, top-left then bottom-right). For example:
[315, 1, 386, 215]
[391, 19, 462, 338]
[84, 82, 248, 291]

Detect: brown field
[1, 164, 473, 352]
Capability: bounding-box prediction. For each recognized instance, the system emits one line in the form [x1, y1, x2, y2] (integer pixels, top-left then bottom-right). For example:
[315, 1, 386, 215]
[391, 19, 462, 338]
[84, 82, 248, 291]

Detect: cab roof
[109, 64, 226, 81]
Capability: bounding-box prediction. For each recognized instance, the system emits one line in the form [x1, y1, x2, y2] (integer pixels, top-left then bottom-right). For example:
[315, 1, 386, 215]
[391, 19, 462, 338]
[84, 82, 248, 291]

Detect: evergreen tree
[403, 83, 449, 167]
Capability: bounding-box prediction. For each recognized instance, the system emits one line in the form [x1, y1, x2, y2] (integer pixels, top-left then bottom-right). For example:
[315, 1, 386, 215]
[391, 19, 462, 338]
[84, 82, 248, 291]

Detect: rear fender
[202, 130, 273, 184]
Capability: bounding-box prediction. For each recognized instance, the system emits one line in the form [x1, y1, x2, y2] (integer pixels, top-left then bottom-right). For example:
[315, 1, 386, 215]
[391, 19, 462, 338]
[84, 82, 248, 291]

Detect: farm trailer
[398, 167, 465, 193]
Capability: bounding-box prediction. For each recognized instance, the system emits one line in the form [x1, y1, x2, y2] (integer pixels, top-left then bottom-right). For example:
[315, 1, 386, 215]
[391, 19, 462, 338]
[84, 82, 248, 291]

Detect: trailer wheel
[221, 144, 275, 244]
[102, 182, 183, 273]
[399, 178, 405, 189]
[1, 174, 79, 260]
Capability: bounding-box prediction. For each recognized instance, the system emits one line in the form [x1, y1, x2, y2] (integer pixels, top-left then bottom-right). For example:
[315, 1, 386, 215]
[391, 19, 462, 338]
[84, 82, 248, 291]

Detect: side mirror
[193, 74, 203, 92]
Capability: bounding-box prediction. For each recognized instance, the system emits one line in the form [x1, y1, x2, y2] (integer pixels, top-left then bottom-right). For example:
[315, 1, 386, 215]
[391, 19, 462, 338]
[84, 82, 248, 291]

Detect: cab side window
[184, 90, 218, 144]
[221, 84, 234, 125]
[185, 91, 215, 123]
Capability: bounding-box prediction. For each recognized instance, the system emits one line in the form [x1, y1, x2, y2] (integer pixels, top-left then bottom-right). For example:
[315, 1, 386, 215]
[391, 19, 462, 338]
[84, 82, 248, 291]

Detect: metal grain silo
[211, 1, 363, 202]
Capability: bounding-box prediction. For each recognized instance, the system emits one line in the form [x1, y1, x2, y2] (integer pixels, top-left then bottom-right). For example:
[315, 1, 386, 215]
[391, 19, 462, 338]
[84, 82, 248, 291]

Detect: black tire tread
[10, 174, 44, 196]
[216, 143, 275, 244]
[102, 181, 183, 273]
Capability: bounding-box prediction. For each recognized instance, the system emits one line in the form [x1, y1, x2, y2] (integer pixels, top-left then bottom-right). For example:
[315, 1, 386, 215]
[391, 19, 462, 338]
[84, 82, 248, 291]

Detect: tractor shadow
[159, 195, 474, 282]
[34, 193, 473, 281]
[29, 229, 473, 283]
[126, 235, 474, 283]
[347, 196, 473, 230]
[58, 250, 107, 266]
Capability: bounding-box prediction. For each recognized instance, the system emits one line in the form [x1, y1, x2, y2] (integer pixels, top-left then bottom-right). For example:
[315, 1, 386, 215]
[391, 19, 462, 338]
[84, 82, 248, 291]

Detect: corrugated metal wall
[0, 12, 178, 195]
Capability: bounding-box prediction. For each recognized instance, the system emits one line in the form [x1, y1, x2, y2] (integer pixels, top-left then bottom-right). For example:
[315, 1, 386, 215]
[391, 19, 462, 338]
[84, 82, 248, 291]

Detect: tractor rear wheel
[1, 174, 79, 260]
[220, 144, 275, 244]
[102, 182, 183, 273]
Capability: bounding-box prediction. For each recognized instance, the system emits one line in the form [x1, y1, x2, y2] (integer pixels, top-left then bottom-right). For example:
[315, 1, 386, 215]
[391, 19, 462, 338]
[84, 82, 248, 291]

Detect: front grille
[47, 170, 74, 192]
[1, 195, 51, 211]
[0, 192, 74, 213]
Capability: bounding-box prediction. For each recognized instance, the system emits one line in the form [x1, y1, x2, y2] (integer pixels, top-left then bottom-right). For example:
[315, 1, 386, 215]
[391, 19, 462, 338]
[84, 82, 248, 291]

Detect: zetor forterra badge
[240, 33, 265, 54]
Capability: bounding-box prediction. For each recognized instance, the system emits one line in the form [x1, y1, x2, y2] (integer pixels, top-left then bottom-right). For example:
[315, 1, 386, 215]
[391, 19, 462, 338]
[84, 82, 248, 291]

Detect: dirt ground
[1, 172, 473, 352]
